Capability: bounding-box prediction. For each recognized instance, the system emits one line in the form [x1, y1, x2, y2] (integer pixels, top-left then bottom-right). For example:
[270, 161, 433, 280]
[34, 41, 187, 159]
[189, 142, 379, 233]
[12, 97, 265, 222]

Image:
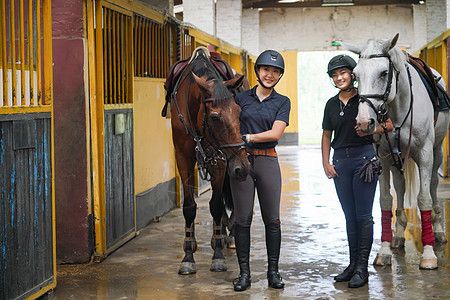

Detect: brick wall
[216, 0, 242, 47]
[183, 0, 215, 36]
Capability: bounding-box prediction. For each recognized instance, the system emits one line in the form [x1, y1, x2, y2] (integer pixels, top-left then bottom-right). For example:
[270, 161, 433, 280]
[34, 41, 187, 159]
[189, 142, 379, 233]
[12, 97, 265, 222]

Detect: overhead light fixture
[321, 0, 354, 6]
[278, 0, 300, 3]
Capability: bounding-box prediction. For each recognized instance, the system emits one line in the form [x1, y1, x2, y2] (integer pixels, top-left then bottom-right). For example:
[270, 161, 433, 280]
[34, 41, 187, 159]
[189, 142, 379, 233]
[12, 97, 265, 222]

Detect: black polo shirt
[322, 93, 374, 149]
[235, 86, 290, 149]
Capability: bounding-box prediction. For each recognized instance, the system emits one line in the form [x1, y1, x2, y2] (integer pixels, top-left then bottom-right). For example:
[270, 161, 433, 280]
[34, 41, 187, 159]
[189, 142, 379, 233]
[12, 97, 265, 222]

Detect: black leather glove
[358, 157, 382, 183]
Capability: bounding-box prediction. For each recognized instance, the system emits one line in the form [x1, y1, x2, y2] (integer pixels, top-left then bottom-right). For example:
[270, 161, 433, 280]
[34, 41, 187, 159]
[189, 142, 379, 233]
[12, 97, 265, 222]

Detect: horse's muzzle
[228, 158, 249, 182]
[357, 118, 376, 134]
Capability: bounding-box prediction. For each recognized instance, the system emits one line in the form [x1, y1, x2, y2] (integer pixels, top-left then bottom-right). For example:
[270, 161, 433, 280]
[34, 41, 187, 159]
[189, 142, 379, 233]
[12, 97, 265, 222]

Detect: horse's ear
[224, 75, 244, 91]
[339, 41, 362, 55]
[381, 33, 399, 54]
[192, 72, 213, 92]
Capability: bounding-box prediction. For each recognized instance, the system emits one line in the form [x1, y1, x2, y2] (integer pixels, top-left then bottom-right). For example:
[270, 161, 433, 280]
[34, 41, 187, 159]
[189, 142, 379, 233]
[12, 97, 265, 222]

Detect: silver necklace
[339, 101, 345, 116]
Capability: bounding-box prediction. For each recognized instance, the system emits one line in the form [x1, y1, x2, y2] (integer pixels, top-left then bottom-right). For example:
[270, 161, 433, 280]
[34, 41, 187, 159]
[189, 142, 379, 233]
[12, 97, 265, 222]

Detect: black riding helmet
[327, 54, 356, 77]
[255, 50, 285, 89]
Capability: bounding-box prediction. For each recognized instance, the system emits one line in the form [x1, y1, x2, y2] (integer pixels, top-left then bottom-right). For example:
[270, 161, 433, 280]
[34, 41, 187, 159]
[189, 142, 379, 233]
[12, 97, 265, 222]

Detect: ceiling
[174, 1, 424, 9]
[242, 0, 424, 9]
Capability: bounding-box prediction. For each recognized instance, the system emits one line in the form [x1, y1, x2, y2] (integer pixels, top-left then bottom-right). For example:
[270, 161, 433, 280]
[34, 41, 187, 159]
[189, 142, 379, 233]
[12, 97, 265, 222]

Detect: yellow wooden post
[19, 0, 25, 105]
[0, 0, 7, 106]
[10, 0, 17, 106]
[28, 0, 34, 105]
[93, 0, 107, 260]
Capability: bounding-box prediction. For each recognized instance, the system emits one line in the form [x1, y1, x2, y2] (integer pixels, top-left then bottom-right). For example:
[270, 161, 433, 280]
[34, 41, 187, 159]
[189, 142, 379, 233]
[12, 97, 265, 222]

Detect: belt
[246, 148, 277, 157]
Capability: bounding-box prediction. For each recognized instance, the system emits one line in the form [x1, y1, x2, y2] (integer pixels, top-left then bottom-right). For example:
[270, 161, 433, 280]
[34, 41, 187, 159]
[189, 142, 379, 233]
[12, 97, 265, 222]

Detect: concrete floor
[43, 146, 450, 299]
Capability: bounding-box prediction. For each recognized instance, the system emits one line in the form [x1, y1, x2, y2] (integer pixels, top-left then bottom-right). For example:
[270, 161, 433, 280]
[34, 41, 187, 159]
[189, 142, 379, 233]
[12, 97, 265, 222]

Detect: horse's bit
[358, 53, 414, 173]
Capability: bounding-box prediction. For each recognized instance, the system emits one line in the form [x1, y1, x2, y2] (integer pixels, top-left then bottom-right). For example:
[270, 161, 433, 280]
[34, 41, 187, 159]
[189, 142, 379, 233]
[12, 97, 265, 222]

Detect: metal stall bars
[0, 0, 56, 299]
[92, 1, 136, 260]
[134, 14, 177, 78]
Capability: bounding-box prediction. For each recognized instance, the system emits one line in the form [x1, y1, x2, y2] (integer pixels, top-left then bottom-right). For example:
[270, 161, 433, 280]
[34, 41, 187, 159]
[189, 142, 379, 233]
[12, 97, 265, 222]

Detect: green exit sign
[332, 41, 340, 46]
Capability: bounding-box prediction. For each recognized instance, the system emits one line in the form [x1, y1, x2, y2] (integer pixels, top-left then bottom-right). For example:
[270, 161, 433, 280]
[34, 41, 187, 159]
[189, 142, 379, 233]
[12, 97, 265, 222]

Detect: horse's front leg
[374, 159, 394, 266]
[176, 152, 198, 275]
[431, 145, 447, 243]
[416, 152, 438, 270]
[209, 165, 228, 272]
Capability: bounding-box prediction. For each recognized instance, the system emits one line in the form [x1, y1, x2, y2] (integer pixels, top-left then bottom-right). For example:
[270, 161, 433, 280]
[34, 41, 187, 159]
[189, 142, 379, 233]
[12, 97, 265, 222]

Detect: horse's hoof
[227, 236, 236, 249]
[419, 258, 438, 270]
[210, 258, 227, 272]
[178, 262, 197, 275]
[373, 253, 392, 266]
[434, 232, 448, 244]
[392, 237, 405, 248]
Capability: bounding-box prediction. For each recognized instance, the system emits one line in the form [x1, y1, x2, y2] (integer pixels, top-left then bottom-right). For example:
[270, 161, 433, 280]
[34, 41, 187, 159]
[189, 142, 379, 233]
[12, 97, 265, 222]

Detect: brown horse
[168, 47, 250, 275]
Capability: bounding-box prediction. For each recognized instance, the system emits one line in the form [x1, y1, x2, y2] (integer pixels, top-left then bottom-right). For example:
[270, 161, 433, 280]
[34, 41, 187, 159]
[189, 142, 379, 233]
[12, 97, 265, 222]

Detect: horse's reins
[358, 53, 414, 173]
[170, 53, 245, 180]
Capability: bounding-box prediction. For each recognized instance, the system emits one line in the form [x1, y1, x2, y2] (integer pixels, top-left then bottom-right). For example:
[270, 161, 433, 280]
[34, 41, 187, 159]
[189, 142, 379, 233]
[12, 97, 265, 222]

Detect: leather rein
[358, 53, 414, 174]
[170, 59, 246, 180]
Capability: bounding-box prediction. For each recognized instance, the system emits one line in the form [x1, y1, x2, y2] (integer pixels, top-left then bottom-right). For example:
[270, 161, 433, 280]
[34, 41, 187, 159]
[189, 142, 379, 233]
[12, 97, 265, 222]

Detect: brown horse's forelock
[211, 79, 233, 106]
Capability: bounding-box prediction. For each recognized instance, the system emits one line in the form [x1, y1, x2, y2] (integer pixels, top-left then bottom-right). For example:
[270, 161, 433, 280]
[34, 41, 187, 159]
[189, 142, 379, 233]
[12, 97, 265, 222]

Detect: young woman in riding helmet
[321, 54, 392, 288]
[230, 50, 290, 292]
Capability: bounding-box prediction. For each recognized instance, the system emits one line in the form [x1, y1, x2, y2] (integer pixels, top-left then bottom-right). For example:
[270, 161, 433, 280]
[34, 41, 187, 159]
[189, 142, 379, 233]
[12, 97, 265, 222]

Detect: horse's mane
[190, 49, 232, 106]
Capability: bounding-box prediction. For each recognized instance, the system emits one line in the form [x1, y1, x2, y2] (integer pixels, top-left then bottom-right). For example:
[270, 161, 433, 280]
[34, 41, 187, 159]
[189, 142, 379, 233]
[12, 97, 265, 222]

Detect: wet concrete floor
[44, 146, 449, 299]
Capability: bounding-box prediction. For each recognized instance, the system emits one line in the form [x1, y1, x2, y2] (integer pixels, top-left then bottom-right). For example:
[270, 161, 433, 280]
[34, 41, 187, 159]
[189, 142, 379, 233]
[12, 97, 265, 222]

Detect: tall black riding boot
[233, 224, 251, 291]
[348, 217, 374, 288]
[334, 225, 358, 282]
[266, 223, 285, 289]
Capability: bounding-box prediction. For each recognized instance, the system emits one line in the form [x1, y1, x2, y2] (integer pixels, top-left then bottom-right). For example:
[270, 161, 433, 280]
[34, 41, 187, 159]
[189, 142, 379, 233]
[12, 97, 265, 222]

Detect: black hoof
[210, 259, 227, 272]
[178, 262, 196, 275]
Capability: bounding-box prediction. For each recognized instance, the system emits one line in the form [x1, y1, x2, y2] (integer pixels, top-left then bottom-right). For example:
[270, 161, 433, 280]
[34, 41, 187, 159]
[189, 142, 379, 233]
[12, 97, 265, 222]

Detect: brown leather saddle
[162, 52, 235, 117]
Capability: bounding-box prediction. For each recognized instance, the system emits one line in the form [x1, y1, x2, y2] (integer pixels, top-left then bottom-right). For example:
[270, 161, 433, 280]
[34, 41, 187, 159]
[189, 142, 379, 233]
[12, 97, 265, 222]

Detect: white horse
[341, 34, 449, 270]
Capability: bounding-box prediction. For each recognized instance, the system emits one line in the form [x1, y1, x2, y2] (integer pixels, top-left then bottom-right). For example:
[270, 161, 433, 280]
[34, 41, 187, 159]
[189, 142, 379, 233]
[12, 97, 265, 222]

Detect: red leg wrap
[381, 210, 393, 242]
[420, 210, 435, 246]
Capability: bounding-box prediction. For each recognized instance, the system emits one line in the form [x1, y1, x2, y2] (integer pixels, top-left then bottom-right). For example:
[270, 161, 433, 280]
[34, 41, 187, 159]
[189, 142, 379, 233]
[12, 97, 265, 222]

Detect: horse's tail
[404, 158, 419, 208]
[223, 172, 234, 210]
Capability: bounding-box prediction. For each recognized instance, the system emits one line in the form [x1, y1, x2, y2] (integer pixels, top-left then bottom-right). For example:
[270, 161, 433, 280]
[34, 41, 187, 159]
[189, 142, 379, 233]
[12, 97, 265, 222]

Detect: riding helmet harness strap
[358, 53, 414, 173]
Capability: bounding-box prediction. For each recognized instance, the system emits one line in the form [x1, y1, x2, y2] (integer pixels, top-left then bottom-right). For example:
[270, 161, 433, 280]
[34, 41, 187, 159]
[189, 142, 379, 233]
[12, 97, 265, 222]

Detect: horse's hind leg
[431, 145, 447, 244]
[221, 207, 236, 249]
[374, 161, 393, 266]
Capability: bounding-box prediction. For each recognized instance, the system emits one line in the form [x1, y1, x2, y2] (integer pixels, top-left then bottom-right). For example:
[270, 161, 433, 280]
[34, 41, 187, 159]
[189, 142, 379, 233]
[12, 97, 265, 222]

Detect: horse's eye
[210, 112, 220, 121]
[380, 70, 388, 77]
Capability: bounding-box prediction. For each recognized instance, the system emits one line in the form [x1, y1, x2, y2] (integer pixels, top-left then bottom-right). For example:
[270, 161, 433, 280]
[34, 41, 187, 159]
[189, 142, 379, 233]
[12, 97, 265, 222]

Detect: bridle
[358, 53, 414, 173]
[171, 62, 246, 180]
[358, 54, 396, 124]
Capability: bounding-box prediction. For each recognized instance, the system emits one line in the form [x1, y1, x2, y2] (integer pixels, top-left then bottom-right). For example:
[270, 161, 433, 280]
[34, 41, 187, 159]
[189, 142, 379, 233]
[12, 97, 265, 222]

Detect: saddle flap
[408, 54, 438, 98]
